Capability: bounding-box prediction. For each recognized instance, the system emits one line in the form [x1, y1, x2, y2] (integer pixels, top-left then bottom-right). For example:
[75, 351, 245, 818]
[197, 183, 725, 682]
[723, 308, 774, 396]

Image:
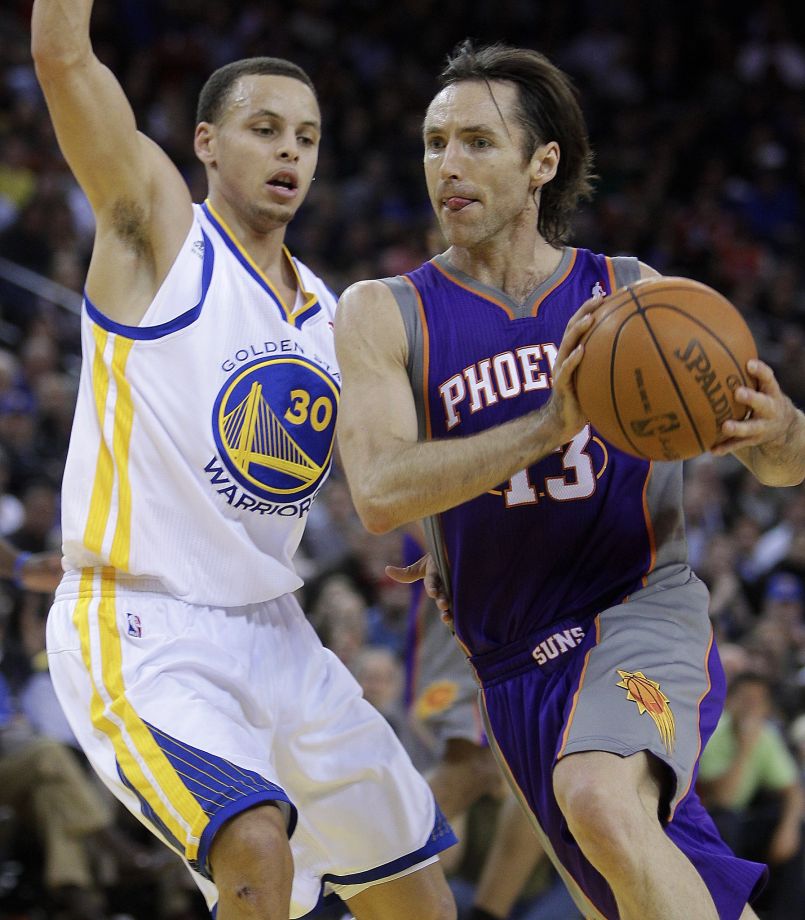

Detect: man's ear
[530, 141, 560, 191]
[194, 122, 216, 167]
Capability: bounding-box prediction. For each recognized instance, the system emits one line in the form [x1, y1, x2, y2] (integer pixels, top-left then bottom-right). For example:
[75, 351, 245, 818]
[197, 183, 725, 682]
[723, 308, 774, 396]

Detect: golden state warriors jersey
[61, 202, 340, 606]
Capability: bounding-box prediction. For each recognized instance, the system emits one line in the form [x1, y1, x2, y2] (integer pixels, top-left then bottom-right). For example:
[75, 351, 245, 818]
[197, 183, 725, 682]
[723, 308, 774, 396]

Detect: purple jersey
[386, 248, 687, 657]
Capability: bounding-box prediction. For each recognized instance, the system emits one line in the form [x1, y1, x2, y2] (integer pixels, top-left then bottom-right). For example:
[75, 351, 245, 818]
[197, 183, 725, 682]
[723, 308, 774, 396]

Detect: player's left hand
[385, 553, 453, 625]
[711, 359, 800, 456]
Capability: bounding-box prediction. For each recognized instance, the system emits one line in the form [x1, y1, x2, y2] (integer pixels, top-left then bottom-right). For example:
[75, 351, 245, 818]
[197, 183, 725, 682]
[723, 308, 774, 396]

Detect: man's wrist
[12, 552, 31, 589]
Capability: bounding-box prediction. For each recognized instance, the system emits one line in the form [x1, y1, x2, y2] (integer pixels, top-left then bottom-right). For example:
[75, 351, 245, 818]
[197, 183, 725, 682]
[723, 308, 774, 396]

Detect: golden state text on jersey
[211, 353, 339, 508]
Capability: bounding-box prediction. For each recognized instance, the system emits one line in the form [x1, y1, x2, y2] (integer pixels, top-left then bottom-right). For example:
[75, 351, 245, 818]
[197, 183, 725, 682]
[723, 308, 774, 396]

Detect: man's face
[198, 74, 320, 231]
[422, 80, 536, 248]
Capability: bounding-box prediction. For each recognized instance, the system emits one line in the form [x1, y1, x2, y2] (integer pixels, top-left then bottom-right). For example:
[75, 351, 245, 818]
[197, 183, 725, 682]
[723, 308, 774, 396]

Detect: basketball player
[335, 41, 805, 920]
[32, 2, 456, 918]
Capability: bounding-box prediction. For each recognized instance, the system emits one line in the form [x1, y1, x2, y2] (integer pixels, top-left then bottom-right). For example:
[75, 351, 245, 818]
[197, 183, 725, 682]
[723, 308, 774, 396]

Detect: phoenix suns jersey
[61, 201, 340, 607]
[388, 249, 688, 656]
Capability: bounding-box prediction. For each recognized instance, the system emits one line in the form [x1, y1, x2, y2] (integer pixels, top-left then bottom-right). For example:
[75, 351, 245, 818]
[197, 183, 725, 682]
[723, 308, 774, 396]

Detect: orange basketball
[575, 277, 757, 461]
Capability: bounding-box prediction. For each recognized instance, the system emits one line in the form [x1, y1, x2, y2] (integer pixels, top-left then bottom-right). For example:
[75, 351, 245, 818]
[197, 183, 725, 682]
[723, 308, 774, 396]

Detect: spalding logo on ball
[575, 277, 757, 461]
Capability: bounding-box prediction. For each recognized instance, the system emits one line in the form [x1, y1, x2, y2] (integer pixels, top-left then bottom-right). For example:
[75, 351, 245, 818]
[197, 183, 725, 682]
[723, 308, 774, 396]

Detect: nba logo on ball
[126, 612, 142, 638]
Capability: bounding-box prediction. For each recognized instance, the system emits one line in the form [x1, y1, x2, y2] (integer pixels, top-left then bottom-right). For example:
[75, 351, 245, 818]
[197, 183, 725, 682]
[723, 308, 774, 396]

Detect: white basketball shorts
[46, 568, 455, 917]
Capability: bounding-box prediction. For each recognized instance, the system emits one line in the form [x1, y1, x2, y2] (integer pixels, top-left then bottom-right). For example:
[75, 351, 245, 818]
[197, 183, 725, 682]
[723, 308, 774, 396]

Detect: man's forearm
[346, 402, 571, 534]
[0, 539, 29, 583]
[32, 0, 94, 66]
[777, 783, 804, 834]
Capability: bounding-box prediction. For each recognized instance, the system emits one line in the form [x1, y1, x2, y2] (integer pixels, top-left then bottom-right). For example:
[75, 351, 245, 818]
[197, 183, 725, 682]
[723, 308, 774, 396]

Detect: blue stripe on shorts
[117, 720, 296, 879]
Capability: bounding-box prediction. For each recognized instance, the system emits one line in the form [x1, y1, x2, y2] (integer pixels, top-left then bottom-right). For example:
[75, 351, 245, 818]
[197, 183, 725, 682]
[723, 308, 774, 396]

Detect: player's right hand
[385, 554, 453, 625]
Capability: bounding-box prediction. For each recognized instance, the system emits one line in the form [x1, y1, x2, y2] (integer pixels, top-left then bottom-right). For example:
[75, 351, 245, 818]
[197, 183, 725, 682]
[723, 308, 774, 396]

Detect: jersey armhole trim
[83, 229, 214, 340]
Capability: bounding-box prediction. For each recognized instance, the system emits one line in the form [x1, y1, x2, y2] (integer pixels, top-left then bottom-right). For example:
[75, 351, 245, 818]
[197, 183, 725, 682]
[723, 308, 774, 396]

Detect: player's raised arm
[31, 0, 192, 321]
[334, 281, 596, 534]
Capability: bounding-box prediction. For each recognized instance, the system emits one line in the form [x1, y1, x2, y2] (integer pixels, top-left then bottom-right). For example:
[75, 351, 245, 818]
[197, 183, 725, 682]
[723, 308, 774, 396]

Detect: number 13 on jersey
[502, 425, 600, 508]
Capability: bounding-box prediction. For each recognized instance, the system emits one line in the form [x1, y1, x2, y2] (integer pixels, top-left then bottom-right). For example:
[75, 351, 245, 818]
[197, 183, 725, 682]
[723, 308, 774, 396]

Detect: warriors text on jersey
[388, 249, 688, 656]
[61, 202, 339, 606]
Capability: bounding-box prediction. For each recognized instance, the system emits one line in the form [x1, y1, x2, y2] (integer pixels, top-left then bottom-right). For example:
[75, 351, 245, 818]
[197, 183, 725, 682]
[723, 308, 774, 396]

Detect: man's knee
[553, 751, 661, 856]
[210, 804, 292, 901]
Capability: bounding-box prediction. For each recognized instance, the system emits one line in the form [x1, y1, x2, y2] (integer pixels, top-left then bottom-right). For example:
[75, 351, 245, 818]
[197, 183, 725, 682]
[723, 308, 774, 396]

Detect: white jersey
[61, 201, 340, 606]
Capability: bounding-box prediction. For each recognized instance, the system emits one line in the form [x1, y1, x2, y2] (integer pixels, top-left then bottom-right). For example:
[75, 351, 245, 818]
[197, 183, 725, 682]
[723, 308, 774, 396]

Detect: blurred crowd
[0, 0, 803, 917]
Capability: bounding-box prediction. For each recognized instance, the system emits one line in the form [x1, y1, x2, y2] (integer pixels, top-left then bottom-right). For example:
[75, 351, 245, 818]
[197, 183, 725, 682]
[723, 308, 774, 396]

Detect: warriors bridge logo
[616, 669, 676, 754]
[212, 355, 339, 503]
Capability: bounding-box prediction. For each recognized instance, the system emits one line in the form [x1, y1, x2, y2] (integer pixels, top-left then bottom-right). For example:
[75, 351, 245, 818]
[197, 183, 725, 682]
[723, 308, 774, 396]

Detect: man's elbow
[351, 490, 402, 535]
[31, 21, 90, 72]
[355, 501, 398, 536]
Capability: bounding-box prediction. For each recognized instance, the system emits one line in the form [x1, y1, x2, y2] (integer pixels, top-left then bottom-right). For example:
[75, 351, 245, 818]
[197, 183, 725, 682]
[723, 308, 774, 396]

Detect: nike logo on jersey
[439, 343, 558, 430]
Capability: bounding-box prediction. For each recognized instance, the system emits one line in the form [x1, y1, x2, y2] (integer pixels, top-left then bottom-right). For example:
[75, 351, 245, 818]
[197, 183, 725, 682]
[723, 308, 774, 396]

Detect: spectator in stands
[698, 672, 804, 920]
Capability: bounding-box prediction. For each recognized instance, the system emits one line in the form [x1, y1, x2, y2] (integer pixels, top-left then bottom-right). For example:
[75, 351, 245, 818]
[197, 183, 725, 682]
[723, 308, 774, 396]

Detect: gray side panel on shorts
[382, 275, 453, 601]
[560, 567, 713, 813]
[611, 255, 641, 289]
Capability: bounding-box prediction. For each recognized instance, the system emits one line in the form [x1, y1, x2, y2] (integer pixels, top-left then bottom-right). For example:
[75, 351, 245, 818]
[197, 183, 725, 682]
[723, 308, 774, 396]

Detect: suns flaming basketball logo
[415, 680, 459, 720]
[616, 669, 676, 754]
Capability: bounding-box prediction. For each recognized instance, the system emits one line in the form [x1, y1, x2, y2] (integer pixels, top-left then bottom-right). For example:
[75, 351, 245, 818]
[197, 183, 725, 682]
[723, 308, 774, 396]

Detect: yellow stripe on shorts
[75, 569, 208, 860]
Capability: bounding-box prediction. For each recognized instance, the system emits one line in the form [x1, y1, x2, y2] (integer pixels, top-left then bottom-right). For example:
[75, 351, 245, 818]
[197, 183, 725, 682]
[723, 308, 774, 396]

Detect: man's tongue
[446, 197, 474, 211]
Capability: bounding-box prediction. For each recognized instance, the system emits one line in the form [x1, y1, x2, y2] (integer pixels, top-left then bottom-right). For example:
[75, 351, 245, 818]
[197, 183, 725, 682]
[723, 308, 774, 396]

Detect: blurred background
[0, 1, 803, 918]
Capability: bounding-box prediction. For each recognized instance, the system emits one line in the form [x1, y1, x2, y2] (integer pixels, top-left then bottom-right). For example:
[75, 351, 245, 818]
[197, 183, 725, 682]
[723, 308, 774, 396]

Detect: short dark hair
[439, 41, 595, 245]
[196, 57, 317, 125]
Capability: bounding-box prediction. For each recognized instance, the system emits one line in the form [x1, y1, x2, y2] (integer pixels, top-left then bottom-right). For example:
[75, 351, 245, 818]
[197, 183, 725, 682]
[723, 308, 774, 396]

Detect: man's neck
[444, 234, 564, 304]
[205, 195, 290, 280]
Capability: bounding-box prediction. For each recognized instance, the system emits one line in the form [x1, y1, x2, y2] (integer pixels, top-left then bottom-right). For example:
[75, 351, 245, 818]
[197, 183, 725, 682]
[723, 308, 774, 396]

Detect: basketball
[575, 277, 757, 461]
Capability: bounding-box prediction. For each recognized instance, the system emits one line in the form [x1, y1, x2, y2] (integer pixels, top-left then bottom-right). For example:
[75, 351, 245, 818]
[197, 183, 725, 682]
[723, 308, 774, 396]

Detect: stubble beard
[248, 200, 295, 232]
[438, 210, 490, 250]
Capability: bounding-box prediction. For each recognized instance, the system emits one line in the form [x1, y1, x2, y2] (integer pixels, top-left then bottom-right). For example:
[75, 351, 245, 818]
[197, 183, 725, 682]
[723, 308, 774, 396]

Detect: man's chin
[253, 203, 296, 230]
[439, 221, 482, 249]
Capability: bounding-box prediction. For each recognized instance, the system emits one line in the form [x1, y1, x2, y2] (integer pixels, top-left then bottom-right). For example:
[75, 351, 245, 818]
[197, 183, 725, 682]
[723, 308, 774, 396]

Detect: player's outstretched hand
[543, 292, 600, 444]
[712, 360, 800, 455]
[385, 554, 453, 626]
[19, 551, 63, 593]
